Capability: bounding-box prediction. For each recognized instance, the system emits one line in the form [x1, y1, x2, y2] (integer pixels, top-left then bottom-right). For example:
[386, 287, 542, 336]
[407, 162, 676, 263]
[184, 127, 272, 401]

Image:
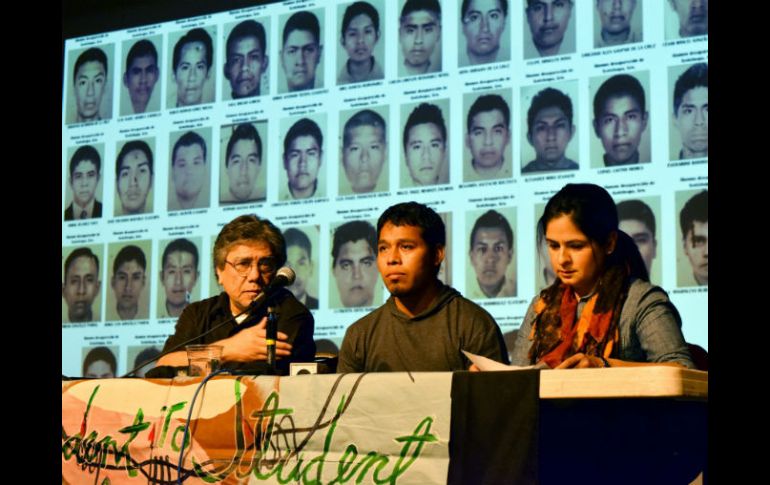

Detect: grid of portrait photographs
[62, 0, 708, 377]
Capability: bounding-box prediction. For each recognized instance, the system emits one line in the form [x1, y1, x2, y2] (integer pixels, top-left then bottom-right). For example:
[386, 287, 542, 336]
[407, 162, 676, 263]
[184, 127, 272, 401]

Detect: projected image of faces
[68, 46, 114, 124]
[169, 27, 216, 108]
[106, 241, 151, 322]
[337, 1, 385, 85]
[521, 82, 579, 174]
[466, 207, 517, 299]
[676, 189, 708, 287]
[670, 63, 708, 161]
[463, 90, 513, 182]
[401, 100, 450, 188]
[62, 245, 103, 324]
[168, 129, 211, 211]
[219, 122, 267, 205]
[339, 107, 389, 195]
[667, 0, 708, 38]
[330, 220, 382, 309]
[282, 226, 320, 310]
[279, 10, 324, 93]
[523, 0, 575, 59]
[65, 145, 104, 221]
[460, 0, 510, 66]
[157, 238, 200, 319]
[121, 37, 160, 115]
[616, 197, 662, 285]
[114, 139, 154, 217]
[280, 115, 326, 200]
[594, 0, 643, 48]
[398, 0, 442, 76]
[82, 346, 118, 378]
[223, 19, 270, 99]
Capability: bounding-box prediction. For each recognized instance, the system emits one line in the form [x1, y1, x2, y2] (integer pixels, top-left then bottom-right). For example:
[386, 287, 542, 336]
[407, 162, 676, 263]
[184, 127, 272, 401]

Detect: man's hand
[221, 317, 293, 363]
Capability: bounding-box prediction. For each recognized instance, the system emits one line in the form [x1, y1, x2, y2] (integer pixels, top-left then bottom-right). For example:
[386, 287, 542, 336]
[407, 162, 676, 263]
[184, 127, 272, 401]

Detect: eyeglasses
[225, 257, 277, 277]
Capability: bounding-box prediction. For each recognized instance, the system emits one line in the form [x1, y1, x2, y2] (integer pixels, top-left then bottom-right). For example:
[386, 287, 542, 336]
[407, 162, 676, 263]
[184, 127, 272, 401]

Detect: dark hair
[283, 11, 320, 45]
[617, 199, 656, 236]
[83, 346, 117, 376]
[377, 201, 445, 253]
[116, 140, 154, 179]
[74, 47, 108, 83]
[69, 145, 101, 178]
[538, 183, 648, 281]
[134, 346, 161, 369]
[227, 20, 266, 58]
[401, 0, 442, 19]
[342, 2, 380, 38]
[403, 103, 447, 151]
[125, 39, 158, 72]
[213, 214, 286, 272]
[527, 87, 573, 135]
[172, 131, 207, 165]
[226, 124, 263, 165]
[526, 0, 571, 6]
[113, 245, 147, 274]
[679, 190, 708, 239]
[462, 0, 508, 18]
[173, 28, 213, 71]
[283, 118, 323, 154]
[343, 109, 386, 147]
[162, 238, 199, 270]
[470, 209, 513, 249]
[673, 63, 708, 114]
[332, 220, 376, 267]
[283, 227, 313, 261]
[467, 94, 510, 133]
[64, 247, 100, 281]
[593, 74, 646, 120]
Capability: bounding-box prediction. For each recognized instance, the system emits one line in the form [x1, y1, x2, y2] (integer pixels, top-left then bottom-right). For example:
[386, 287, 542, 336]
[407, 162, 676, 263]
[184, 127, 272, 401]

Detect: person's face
[281, 30, 321, 91]
[63, 256, 100, 322]
[342, 14, 379, 63]
[597, 0, 636, 35]
[174, 41, 210, 106]
[670, 0, 708, 37]
[405, 122, 446, 185]
[399, 10, 441, 68]
[377, 222, 443, 299]
[545, 214, 613, 296]
[70, 160, 100, 207]
[526, 0, 573, 51]
[173, 143, 206, 202]
[467, 109, 510, 169]
[117, 149, 152, 214]
[594, 95, 648, 164]
[284, 135, 322, 196]
[124, 54, 159, 112]
[227, 139, 261, 201]
[528, 105, 574, 163]
[161, 250, 198, 307]
[470, 227, 513, 292]
[85, 360, 114, 379]
[74, 60, 107, 121]
[111, 260, 146, 313]
[226, 36, 268, 98]
[462, 0, 506, 57]
[683, 220, 708, 284]
[619, 218, 657, 274]
[333, 239, 377, 307]
[343, 125, 386, 193]
[286, 245, 313, 300]
[216, 241, 277, 314]
[675, 86, 708, 157]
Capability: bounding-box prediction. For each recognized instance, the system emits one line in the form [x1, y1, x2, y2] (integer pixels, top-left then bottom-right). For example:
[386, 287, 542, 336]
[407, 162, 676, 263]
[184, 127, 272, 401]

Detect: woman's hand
[555, 353, 607, 369]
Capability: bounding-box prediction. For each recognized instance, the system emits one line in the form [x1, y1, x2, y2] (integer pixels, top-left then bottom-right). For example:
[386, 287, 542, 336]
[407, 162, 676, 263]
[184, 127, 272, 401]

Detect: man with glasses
[159, 215, 315, 373]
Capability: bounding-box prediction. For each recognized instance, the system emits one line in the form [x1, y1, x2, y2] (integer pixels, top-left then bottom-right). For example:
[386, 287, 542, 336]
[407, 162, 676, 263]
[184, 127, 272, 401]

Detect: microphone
[261, 267, 295, 373]
[247, 266, 296, 312]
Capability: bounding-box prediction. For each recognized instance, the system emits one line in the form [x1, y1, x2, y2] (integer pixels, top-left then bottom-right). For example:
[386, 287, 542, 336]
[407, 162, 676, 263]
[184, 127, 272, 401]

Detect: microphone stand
[265, 306, 278, 374]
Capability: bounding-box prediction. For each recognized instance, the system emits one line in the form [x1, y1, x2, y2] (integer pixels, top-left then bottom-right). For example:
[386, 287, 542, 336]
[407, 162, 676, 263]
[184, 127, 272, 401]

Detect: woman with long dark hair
[510, 183, 693, 368]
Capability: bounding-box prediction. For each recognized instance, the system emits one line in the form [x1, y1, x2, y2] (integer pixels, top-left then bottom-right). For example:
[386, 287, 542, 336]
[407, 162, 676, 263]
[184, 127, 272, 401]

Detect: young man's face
[70, 160, 100, 208]
[161, 250, 198, 307]
[526, 0, 572, 53]
[117, 149, 152, 214]
[467, 109, 510, 170]
[227, 138, 261, 201]
[343, 125, 386, 193]
[111, 260, 146, 316]
[377, 222, 443, 299]
[74, 60, 107, 122]
[124, 54, 158, 113]
[226, 35, 268, 98]
[597, 0, 635, 36]
[683, 220, 708, 285]
[619, 218, 657, 275]
[399, 10, 441, 69]
[675, 86, 708, 158]
[333, 239, 377, 307]
[286, 244, 313, 301]
[284, 135, 322, 198]
[172, 143, 206, 203]
[85, 360, 114, 379]
[670, 0, 708, 37]
[462, 0, 506, 59]
[63, 256, 100, 322]
[174, 41, 210, 106]
[594, 94, 648, 164]
[281, 29, 321, 91]
[528, 105, 574, 163]
[405, 122, 446, 185]
[470, 227, 512, 296]
[342, 14, 379, 63]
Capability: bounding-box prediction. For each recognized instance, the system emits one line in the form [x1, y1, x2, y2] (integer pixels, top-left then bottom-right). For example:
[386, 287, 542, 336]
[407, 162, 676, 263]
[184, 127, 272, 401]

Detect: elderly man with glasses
[159, 215, 315, 374]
